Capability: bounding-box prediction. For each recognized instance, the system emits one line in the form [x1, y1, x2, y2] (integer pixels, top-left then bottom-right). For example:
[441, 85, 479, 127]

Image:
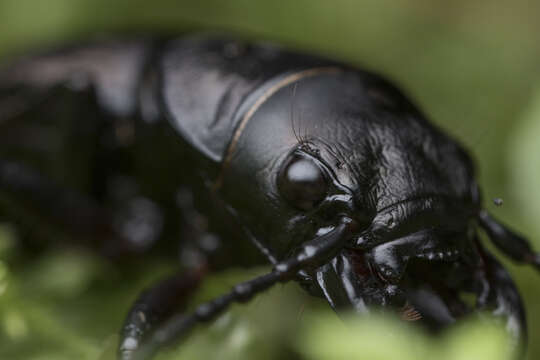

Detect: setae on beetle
[0, 34, 538, 359]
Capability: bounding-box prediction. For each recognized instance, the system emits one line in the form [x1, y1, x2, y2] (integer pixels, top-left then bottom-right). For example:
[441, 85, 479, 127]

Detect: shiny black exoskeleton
[0, 34, 538, 359]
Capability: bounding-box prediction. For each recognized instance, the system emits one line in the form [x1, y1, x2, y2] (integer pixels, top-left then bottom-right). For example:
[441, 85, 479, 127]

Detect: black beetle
[0, 34, 538, 359]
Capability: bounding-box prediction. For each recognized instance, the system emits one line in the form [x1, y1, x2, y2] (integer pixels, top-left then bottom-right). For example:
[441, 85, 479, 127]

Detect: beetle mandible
[0, 34, 538, 359]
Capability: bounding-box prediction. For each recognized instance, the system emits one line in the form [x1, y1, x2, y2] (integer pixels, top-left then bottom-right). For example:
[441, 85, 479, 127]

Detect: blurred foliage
[1, 0, 540, 359]
[297, 313, 515, 360]
[0, 226, 520, 360]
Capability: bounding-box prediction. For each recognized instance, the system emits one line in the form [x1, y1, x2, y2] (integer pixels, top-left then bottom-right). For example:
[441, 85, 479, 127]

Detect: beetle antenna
[299, 105, 308, 145]
[131, 218, 355, 360]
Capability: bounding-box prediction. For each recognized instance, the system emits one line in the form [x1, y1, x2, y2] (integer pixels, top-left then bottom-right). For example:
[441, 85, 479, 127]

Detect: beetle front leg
[475, 248, 527, 351]
[479, 210, 540, 271]
[119, 267, 206, 360]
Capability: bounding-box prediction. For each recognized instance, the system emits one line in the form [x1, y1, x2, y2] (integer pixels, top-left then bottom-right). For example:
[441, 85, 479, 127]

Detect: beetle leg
[368, 229, 459, 283]
[0, 156, 169, 257]
[479, 210, 540, 271]
[119, 267, 206, 360]
[129, 217, 355, 360]
[0, 159, 117, 245]
[475, 247, 527, 351]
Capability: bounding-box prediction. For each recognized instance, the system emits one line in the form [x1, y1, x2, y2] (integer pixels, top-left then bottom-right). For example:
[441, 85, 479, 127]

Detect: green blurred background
[1, 0, 540, 359]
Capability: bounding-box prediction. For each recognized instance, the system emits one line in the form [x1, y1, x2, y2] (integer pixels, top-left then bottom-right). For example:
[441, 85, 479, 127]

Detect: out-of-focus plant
[0, 225, 517, 360]
[509, 87, 540, 238]
[298, 312, 514, 360]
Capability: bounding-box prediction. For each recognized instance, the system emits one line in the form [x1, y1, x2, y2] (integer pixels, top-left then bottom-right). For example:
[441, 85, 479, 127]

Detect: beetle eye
[277, 154, 328, 210]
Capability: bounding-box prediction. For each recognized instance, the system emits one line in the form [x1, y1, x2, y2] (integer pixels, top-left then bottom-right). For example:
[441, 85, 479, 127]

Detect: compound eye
[277, 154, 328, 210]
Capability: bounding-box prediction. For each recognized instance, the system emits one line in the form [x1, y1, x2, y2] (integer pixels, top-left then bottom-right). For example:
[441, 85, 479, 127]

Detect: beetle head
[218, 69, 480, 316]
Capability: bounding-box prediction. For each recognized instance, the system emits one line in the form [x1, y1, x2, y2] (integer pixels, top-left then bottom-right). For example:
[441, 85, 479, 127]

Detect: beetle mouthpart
[315, 249, 411, 317]
[353, 196, 471, 249]
[314, 252, 369, 314]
